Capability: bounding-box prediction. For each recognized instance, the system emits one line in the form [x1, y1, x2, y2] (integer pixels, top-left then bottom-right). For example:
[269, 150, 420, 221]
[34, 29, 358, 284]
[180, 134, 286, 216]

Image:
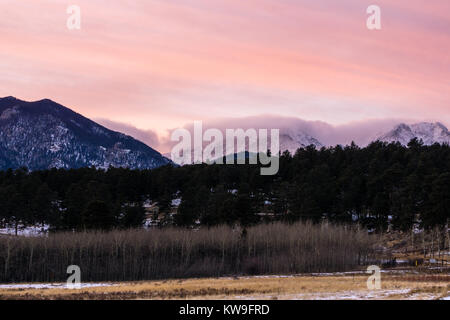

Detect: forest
[0, 138, 449, 233]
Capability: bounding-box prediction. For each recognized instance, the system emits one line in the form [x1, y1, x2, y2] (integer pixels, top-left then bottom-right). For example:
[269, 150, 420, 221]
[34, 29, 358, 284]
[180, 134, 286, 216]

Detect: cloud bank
[1, 0, 449, 134]
[98, 115, 443, 155]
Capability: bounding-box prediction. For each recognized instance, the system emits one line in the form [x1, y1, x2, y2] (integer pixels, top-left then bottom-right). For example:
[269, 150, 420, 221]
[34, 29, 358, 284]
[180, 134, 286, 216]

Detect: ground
[1, 229, 448, 300]
[0, 268, 448, 300]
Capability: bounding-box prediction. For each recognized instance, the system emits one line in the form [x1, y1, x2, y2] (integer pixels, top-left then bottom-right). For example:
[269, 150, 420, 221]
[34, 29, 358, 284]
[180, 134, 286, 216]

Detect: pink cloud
[1, 0, 449, 136]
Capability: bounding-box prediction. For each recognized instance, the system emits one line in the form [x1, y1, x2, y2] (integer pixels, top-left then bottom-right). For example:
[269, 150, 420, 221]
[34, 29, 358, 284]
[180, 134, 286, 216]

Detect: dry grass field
[0, 226, 447, 300]
[0, 268, 448, 300]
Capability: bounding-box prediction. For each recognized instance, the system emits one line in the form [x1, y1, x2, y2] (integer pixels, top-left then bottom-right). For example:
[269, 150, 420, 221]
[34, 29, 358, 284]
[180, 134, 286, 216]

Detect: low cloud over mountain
[101, 115, 429, 155]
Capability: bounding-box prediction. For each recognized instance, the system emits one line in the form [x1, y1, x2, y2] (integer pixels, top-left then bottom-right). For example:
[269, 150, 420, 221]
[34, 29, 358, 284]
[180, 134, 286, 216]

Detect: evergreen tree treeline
[0, 139, 448, 232]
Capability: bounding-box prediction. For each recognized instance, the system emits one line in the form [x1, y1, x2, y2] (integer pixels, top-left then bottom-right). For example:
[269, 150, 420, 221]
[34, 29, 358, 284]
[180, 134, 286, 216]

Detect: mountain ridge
[1, 96, 448, 168]
[0, 96, 171, 170]
[375, 122, 450, 146]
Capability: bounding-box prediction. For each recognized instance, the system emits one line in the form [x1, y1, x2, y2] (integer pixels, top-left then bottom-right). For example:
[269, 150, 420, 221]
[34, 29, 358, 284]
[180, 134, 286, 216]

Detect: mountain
[0, 96, 171, 170]
[279, 128, 323, 153]
[375, 122, 450, 146]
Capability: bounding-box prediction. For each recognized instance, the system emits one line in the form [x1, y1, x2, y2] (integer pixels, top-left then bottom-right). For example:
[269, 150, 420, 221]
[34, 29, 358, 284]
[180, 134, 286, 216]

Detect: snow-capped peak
[376, 122, 450, 146]
[279, 128, 323, 154]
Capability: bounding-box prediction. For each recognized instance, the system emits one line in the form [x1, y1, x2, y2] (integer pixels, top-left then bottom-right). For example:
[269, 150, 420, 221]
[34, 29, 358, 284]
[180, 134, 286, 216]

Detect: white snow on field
[0, 224, 49, 236]
[295, 289, 411, 300]
[233, 289, 441, 300]
[0, 283, 117, 289]
[226, 269, 413, 280]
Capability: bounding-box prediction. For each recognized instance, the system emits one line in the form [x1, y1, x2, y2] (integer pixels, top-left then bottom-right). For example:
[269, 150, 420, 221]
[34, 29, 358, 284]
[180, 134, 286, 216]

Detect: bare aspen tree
[0, 223, 374, 282]
[431, 231, 434, 259]
[422, 230, 426, 259]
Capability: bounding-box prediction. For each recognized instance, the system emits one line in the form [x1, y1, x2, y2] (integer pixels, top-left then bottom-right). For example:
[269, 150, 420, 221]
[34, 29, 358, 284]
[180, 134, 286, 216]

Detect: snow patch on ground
[226, 269, 412, 280]
[298, 289, 411, 300]
[0, 224, 49, 236]
[234, 289, 420, 300]
[0, 283, 117, 289]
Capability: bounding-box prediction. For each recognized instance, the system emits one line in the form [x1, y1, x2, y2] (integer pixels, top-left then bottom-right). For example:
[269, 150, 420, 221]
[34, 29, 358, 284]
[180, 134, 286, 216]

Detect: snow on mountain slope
[376, 122, 450, 146]
[279, 128, 323, 154]
[0, 96, 171, 170]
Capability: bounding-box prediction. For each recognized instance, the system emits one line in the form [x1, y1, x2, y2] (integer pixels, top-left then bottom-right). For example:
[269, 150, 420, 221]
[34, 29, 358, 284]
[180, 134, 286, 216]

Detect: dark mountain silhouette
[0, 96, 171, 170]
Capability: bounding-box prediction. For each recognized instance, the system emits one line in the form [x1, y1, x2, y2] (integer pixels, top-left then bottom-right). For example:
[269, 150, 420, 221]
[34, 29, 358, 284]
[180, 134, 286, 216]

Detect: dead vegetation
[378, 228, 450, 267]
[0, 270, 448, 300]
[0, 222, 374, 283]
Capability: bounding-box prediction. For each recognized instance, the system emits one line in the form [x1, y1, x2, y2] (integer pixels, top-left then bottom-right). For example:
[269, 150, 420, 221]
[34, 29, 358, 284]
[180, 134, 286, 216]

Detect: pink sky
[1, 0, 449, 139]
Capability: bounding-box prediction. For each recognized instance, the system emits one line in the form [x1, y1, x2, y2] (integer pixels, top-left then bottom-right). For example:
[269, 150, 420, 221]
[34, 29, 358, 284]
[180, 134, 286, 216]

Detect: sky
[1, 0, 449, 151]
